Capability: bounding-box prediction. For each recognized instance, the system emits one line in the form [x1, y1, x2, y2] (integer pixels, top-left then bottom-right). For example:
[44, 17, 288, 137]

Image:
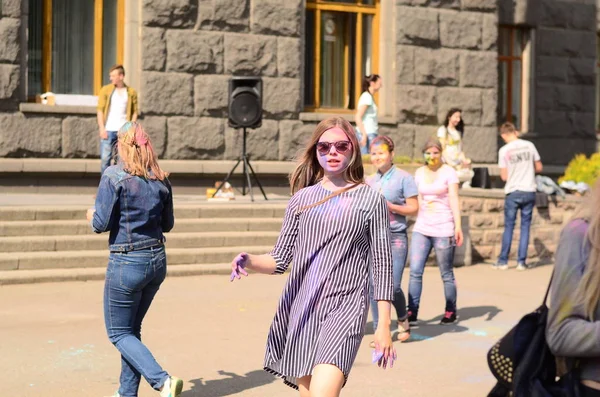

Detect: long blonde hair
[572, 178, 600, 320]
[117, 122, 167, 181]
[289, 117, 363, 194]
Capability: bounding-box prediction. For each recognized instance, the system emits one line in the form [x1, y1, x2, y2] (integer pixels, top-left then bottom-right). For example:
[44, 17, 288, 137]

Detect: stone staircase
[0, 189, 579, 285]
[0, 203, 287, 284]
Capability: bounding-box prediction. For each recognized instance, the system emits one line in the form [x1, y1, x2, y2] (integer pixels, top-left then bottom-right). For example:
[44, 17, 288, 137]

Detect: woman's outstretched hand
[230, 253, 249, 282]
[372, 327, 397, 369]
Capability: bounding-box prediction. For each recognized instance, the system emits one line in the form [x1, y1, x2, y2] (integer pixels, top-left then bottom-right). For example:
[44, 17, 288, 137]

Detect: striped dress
[264, 183, 393, 389]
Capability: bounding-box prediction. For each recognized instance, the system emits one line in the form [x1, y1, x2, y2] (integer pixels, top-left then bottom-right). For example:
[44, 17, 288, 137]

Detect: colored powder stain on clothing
[392, 236, 407, 249]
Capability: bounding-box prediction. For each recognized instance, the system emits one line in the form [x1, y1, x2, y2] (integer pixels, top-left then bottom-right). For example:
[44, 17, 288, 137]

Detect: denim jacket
[92, 165, 174, 252]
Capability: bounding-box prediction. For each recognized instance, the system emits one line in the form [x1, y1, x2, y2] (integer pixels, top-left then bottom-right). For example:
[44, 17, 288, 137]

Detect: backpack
[486, 270, 581, 397]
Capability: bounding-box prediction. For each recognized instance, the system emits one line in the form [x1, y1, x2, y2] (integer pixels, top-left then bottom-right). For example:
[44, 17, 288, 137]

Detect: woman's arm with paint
[369, 196, 396, 367]
[230, 192, 301, 281]
[230, 252, 277, 281]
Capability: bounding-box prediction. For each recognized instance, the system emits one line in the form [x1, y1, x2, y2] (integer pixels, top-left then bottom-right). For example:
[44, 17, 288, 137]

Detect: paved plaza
[2, 263, 553, 396]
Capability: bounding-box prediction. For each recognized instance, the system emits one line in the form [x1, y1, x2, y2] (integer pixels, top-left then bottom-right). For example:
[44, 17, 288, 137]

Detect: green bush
[361, 154, 417, 165]
[559, 153, 600, 185]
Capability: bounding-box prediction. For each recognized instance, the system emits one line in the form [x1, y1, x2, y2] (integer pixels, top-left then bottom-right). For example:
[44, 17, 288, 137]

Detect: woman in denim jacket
[87, 122, 182, 397]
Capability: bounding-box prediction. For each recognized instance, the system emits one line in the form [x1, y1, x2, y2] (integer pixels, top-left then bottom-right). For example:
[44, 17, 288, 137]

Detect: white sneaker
[160, 376, 183, 397]
[493, 263, 508, 270]
[516, 262, 528, 271]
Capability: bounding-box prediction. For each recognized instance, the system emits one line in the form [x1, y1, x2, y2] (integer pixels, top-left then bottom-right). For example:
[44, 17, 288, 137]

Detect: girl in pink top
[407, 138, 463, 325]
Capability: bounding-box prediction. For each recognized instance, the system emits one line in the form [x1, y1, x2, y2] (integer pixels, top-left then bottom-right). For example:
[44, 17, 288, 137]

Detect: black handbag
[487, 270, 581, 397]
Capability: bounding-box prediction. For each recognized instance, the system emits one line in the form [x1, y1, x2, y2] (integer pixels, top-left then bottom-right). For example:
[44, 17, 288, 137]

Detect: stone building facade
[0, 0, 597, 166]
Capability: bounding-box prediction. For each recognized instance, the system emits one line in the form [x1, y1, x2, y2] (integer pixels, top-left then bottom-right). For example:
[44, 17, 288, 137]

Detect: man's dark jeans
[498, 190, 536, 265]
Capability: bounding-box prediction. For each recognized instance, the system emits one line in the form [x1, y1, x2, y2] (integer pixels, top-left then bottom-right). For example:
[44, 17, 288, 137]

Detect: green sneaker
[160, 376, 183, 397]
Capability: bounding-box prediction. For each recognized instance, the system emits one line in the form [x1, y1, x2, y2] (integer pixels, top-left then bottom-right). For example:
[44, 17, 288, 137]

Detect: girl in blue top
[366, 136, 419, 345]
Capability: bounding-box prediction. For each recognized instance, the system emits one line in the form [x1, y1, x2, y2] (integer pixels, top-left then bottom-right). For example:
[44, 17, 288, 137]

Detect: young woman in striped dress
[230, 116, 396, 396]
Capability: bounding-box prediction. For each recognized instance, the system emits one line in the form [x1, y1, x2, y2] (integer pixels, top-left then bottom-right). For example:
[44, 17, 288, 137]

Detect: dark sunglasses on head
[316, 140, 352, 155]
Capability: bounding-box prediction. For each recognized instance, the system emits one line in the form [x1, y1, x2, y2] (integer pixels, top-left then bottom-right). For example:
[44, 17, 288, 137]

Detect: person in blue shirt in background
[366, 136, 419, 345]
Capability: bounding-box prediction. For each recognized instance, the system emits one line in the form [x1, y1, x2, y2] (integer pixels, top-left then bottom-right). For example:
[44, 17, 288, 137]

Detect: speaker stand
[212, 127, 268, 202]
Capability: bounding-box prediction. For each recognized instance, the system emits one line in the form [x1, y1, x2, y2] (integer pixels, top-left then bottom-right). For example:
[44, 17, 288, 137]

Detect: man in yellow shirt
[97, 65, 138, 174]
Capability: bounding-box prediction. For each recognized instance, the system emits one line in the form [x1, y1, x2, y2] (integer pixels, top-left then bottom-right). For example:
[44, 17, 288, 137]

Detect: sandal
[397, 318, 411, 342]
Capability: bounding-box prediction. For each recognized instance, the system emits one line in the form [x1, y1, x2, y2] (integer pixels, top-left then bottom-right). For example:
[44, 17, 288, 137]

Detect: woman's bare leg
[307, 364, 344, 397]
[298, 375, 311, 397]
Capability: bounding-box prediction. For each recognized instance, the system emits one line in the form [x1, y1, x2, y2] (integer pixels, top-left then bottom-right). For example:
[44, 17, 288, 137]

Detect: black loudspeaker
[228, 76, 262, 129]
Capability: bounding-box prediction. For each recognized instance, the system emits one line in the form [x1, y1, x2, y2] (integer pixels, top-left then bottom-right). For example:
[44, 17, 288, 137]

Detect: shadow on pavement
[456, 305, 502, 322]
[181, 369, 276, 397]
[401, 322, 469, 343]
[400, 305, 502, 344]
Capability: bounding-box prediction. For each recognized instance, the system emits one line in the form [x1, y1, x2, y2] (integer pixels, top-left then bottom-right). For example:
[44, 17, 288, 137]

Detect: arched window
[304, 0, 379, 112]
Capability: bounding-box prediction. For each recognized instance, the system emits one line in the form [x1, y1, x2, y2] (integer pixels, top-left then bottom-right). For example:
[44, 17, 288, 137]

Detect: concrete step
[0, 263, 238, 285]
[0, 203, 288, 221]
[0, 231, 280, 252]
[0, 218, 283, 237]
[0, 245, 274, 271]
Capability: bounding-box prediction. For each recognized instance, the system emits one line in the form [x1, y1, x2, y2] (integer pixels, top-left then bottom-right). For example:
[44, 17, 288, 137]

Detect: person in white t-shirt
[354, 74, 381, 155]
[97, 65, 138, 174]
[437, 108, 474, 187]
[494, 122, 543, 271]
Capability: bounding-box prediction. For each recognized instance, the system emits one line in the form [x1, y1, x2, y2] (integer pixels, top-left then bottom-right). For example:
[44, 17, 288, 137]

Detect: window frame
[498, 25, 526, 129]
[305, 0, 380, 113]
[37, 0, 125, 97]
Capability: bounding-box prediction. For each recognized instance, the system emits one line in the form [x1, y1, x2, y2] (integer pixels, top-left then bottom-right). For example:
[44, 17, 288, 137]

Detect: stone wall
[461, 192, 581, 264]
[0, 0, 22, 111]
[139, 0, 304, 161]
[500, 0, 597, 165]
[386, 190, 580, 267]
[0, 0, 598, 165]
[534, 0, 597, 164]
[392, 0, 499, 163]
[0, 110, 112, 158]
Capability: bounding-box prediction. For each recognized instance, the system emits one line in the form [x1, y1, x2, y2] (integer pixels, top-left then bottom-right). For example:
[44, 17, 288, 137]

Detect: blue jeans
[370, 233, 408, 330]
[101, 130, 118, 174]
[498, 190, 536, 265]
[355, 129, 377, 155]
[408, 231, 457, 315]
[104, 246, 169, 396]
